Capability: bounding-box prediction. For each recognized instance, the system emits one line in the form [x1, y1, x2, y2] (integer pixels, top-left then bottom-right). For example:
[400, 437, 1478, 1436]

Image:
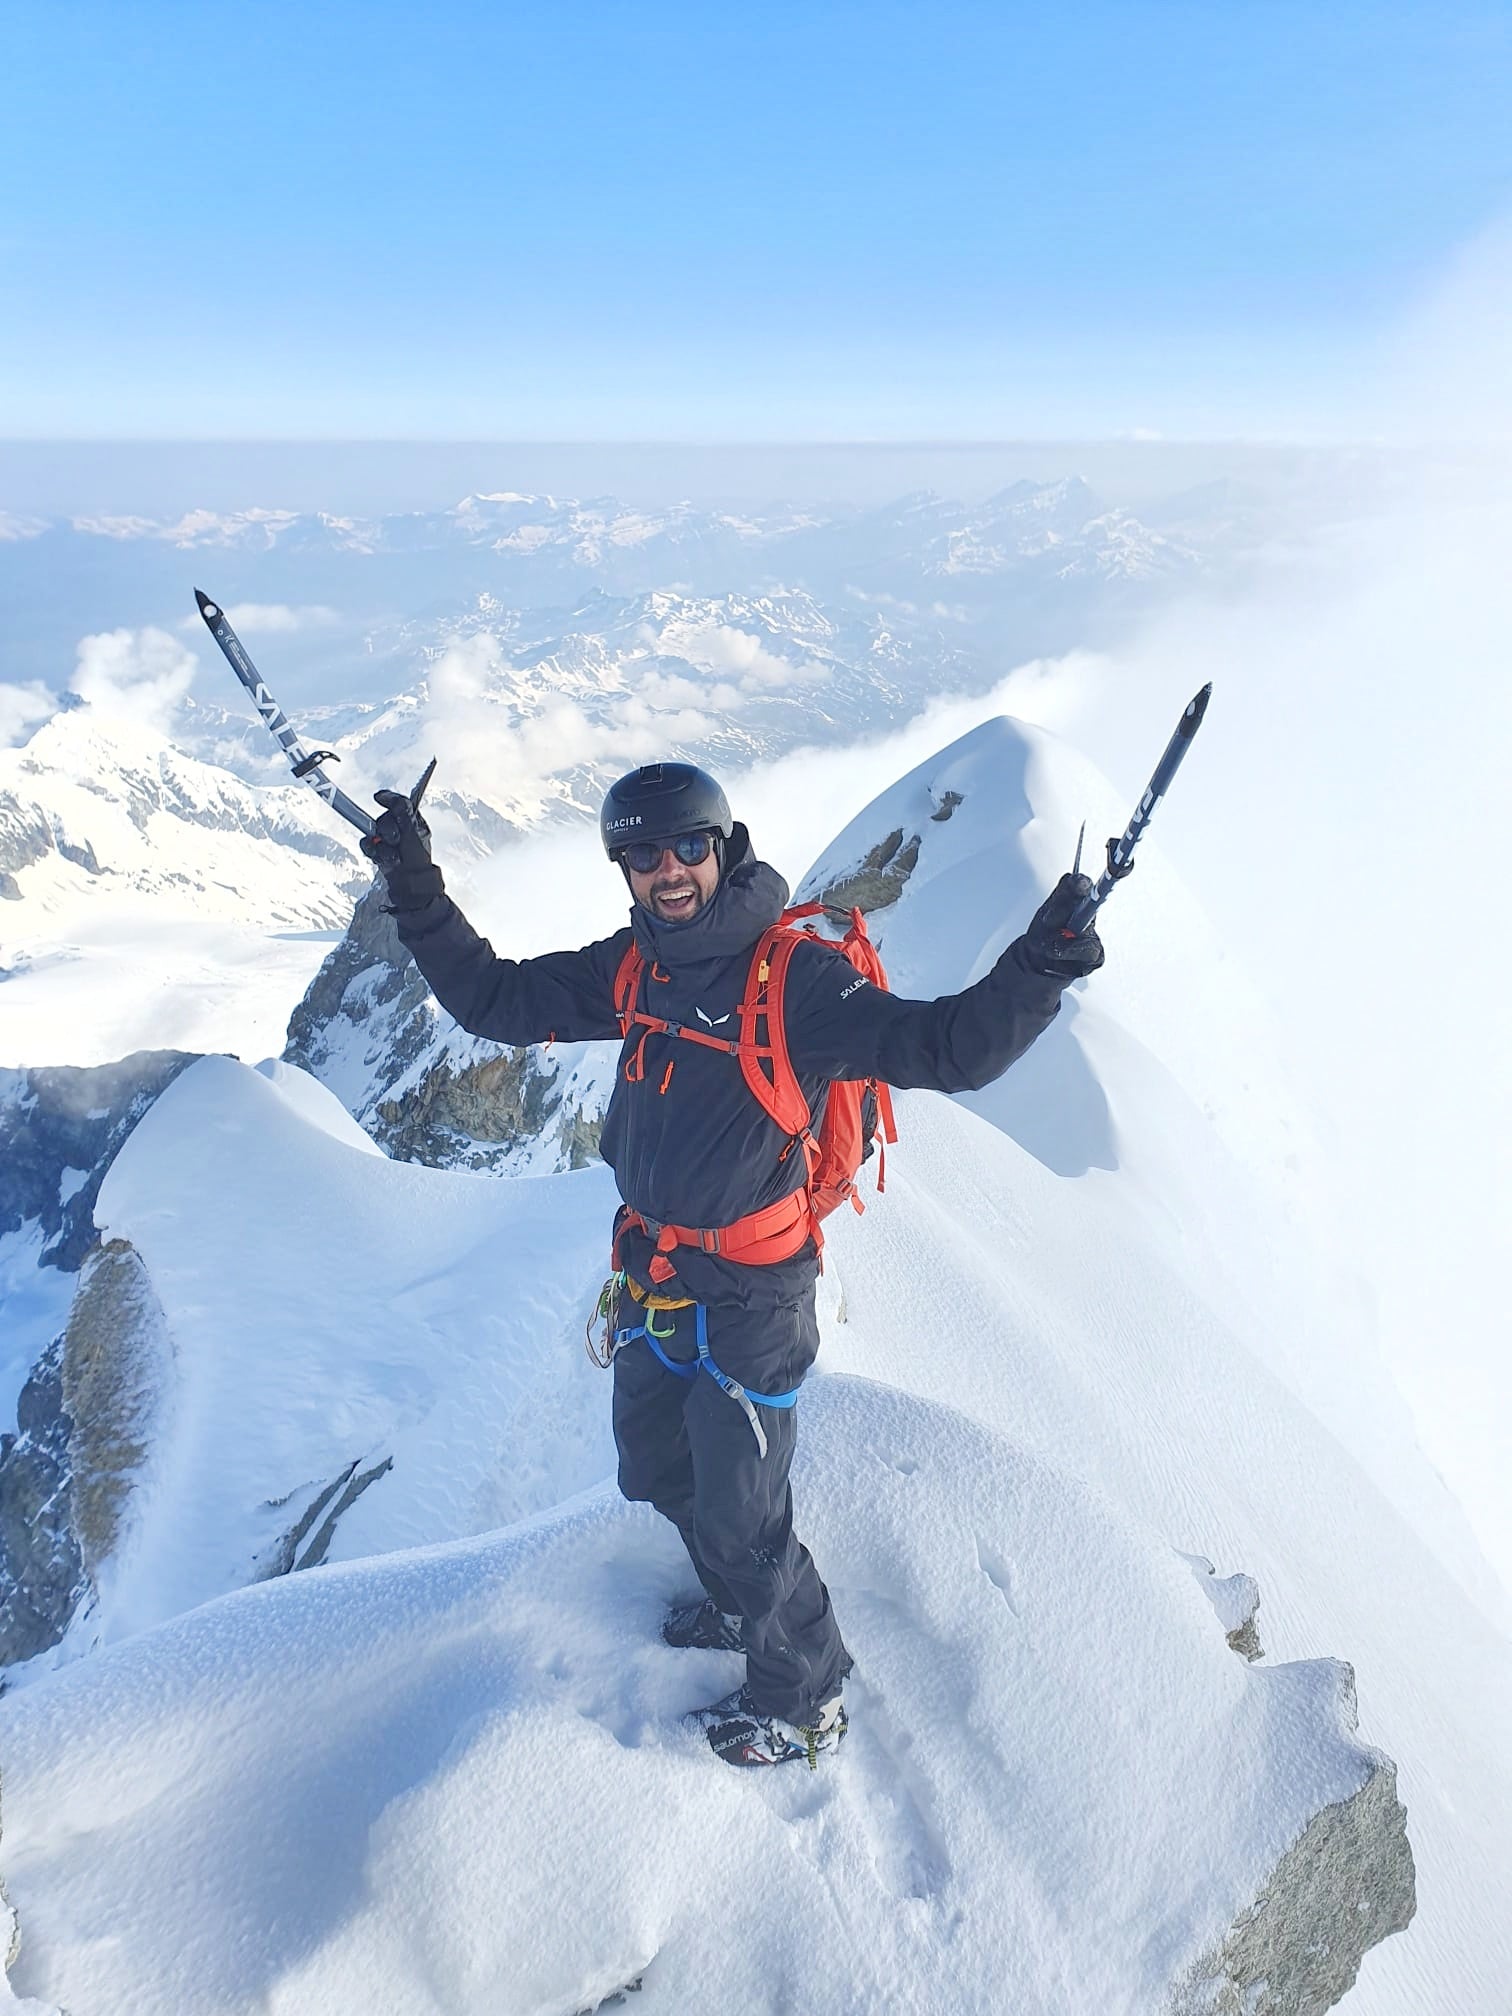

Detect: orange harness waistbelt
[618, 1188, 817, 1286]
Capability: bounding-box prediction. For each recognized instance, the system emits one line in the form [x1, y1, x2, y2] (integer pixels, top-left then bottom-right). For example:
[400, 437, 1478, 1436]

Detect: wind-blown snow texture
[1, 716, 1507, 2012]
[0, 1363, 1390, 2016]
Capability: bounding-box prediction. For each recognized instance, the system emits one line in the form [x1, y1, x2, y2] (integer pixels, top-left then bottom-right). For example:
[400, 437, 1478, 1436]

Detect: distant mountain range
[1, 476, 1259, 703]
[14, 476, 1200, 584]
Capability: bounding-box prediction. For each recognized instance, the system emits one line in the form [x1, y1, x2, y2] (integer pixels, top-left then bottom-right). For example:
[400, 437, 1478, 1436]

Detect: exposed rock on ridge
[0, 1239, 172, 1671]
[1168, 1665, 1415, 2014]
[0, 1340, 86, 1670]
[818, 826, 922, 916]
[257, 1457, 396, 1578]
[60, 1240, 173, 1584]
[283, 883, 610, 1172]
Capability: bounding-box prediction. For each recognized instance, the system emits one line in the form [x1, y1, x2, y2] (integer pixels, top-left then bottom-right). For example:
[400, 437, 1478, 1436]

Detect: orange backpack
[612, 902, 899, 1271]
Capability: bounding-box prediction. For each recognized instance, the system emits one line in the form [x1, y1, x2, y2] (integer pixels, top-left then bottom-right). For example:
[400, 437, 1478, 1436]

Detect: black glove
[1021, 872, 1105, 979]
[360, 788, 444, 912]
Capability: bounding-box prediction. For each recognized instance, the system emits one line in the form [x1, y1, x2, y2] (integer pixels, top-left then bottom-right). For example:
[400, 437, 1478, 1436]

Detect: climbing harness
[599, 1278, 800, 1459]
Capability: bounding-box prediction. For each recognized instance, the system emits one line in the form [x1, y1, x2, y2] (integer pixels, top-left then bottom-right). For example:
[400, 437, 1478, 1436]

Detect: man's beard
[649, 880, 704, 921]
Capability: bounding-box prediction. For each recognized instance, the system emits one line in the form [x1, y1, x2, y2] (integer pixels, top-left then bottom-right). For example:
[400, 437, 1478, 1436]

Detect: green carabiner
[645, 1304, 679, 1341]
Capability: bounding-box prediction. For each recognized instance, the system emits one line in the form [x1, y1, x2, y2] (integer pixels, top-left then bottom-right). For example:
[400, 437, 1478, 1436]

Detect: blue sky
[3, 0, 1510, 439]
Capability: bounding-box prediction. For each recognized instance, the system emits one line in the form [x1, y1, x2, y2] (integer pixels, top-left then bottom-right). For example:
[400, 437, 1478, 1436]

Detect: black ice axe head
[1064, 682, 1213, 936]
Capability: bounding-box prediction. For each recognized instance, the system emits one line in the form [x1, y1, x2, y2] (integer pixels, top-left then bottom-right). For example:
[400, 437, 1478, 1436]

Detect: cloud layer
[69, 627, 199, 732]
[0, 679, 58, 747]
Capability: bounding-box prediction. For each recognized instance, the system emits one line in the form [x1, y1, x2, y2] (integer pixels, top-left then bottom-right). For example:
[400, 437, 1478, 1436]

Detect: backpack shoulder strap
[837, 907, 889, 990]
[736, 920, 812, 1139]
[613, 938, 645, 1031]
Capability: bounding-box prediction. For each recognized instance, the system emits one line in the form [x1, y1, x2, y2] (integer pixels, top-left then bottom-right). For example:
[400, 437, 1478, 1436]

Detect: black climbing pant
[611, 1287, 850, 1726]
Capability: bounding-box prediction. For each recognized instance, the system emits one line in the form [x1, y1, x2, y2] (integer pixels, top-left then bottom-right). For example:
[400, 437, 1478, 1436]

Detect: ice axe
[194, 588, 435, 831]
[1065, 684, 1212, 936]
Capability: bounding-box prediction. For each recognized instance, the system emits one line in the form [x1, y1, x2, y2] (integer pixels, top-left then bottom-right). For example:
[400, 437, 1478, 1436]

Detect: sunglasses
[620, 831, 716, 875]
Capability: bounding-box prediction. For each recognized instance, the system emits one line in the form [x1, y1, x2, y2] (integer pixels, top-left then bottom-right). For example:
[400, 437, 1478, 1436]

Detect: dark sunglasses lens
[622, 832, 714, 874]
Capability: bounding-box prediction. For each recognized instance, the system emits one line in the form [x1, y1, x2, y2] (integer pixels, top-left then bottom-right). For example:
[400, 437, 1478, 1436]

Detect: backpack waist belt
[617, 1187, 815, 1286]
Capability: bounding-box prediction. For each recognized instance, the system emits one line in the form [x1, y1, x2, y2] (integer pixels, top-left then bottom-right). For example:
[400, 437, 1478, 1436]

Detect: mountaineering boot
[661, 1596, 745, 1652]
[685, 1683, 848, 1769]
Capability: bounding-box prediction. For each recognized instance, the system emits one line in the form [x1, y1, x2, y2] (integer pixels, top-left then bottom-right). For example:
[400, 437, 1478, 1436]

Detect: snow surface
[3, 711, 1510, 2009]
[3, 1041, 1502, 2011]
[2, 703, 1510, 2012]
[0, 919, 343, 1068]
[0, 1360, 1381, 2016]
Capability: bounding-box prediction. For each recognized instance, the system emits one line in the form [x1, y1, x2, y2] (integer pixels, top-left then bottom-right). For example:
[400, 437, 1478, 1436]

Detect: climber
[362, 761, 1102, 1767]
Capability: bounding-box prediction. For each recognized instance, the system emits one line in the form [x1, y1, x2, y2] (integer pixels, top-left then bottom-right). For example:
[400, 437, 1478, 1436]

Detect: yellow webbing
[623, 1275, 695, 1313]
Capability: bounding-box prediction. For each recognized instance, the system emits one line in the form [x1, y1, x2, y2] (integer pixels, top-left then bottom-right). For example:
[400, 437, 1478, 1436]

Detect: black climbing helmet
[600, 762, 734, 860]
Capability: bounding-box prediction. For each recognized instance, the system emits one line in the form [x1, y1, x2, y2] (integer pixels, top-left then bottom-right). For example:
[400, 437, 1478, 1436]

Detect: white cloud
[387, 630, 725, 809]
[637, 668, 746, 712]
[672, 621, 823, 691]
[70, 515, 160, 540]
[221, 603, 340, 634]
[0, 679, 57, 746]
[1055, 449, 1512, 1583]
[69, 626, 198, 731]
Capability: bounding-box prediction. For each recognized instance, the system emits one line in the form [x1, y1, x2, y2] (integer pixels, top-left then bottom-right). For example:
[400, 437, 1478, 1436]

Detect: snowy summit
[3, 703, 1503, 2016]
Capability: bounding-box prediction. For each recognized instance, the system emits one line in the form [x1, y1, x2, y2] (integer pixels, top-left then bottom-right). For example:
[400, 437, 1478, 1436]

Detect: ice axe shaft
[195, 588, 434, 835]
[1066, 683, 1212, 935]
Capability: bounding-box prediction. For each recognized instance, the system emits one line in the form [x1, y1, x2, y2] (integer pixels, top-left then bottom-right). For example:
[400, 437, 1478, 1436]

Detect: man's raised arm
[363, 788, 627, 1047]
[785, 874, 1104, 1094]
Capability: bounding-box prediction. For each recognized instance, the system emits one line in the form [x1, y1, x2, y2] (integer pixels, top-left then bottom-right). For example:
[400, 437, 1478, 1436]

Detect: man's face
[625, 838, 721, 923]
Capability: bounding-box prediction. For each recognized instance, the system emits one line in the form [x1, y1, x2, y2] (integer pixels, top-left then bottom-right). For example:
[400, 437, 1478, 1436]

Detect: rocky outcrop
[818, 826, 922, 915]
[0, 1051, 200, 1274]
[1168, 1667, 1415, 2013]
[373, 1045, 602, 1170]
[59, 1240, 172, 1584]
[257, 1457, 395, 1579]
[1165, 1570, 1415, 2013]
[283, 882, 608, 1172]
[0, 800, 51, 900]
[0, 1057, 195, 1671]
[811, 788, 962, 917]
[0, 1239, 172, 1671]
[1186, 1551, 1265, 1661]
[0, 1340, 87, 1669]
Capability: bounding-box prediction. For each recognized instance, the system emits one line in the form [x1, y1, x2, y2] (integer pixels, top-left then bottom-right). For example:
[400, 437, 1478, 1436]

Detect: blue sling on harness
[613, 1302, 801, 1409]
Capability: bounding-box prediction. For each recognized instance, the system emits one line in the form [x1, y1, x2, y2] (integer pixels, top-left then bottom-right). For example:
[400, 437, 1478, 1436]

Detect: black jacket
[395, 826, 1068, 1304]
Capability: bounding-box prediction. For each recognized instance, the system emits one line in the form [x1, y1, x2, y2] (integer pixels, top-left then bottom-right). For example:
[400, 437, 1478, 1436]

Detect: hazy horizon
[0, 436, 1473, 520]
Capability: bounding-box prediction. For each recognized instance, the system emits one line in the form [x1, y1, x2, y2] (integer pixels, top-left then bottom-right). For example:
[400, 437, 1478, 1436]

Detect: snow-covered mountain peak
[0, 703, 367, 934]
[984, 472, 1099, 514]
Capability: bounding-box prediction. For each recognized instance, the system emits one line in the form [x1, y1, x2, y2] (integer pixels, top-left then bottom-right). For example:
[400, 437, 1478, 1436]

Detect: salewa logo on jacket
[695, 1006, 732, 1027]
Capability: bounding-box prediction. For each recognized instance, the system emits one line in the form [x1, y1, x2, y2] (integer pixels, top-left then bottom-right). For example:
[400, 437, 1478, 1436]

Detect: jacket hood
[629, 821, 790, 972]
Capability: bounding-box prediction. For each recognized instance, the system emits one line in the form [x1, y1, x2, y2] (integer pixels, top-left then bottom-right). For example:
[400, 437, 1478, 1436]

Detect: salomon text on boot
[685, 1683, 848, 1769]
